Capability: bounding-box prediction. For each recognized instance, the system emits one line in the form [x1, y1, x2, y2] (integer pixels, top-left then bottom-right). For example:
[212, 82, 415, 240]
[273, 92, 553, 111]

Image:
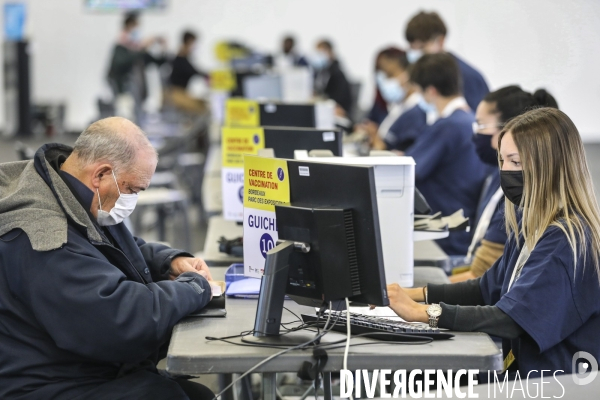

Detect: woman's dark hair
[484, 85, 559, 124]
[372, 47, 406, 110]
[379, 48, 409, 70]
[410, 53, 460, 97]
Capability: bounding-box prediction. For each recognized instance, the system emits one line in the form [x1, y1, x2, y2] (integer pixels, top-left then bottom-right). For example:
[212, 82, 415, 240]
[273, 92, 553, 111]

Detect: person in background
[386, 108, 600, 379]
[405, 11, 489, 112]
[107, 12, 168, 122]
[364, 48, 403, 127]
[450, 86, 559, 282]
[166, 30, 209, 115]
[275, 35, 309, 68]
[405, 53, 488, 256]
[312, 39, 353, 115]
[365, 48, 427, 152]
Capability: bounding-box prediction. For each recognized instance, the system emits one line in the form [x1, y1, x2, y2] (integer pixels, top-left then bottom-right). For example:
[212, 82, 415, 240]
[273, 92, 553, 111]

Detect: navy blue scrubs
[384, 105, 427, 151]
[405, 108, 487, 255]
[475, 170, 507, 246]
[367, 101, 388, 125]
[451, 53, 489, 112]
[481, 224, 600, 377]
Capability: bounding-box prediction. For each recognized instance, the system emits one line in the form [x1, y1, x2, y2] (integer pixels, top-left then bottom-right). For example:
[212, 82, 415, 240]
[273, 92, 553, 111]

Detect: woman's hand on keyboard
[386, 283, 429, 324]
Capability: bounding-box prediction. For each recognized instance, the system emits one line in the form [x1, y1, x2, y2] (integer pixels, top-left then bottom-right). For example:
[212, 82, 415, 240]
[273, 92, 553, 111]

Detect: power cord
[343, 297, 354, 400]
[211, 303, 335, 400]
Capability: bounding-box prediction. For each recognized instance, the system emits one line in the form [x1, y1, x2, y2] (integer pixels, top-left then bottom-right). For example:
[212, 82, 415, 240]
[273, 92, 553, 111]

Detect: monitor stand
[247, 240, 317, 346]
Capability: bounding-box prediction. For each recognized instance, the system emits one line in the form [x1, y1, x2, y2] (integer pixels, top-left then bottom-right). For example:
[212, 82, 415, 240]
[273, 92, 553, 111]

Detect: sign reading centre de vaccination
[243, 155, 290, 278]
[221, 127, 265, 220]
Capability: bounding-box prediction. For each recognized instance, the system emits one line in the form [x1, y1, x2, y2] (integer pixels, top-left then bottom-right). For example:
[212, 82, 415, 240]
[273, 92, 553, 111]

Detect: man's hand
[169, 256, 213, 281]
[385, 283, 429, 323]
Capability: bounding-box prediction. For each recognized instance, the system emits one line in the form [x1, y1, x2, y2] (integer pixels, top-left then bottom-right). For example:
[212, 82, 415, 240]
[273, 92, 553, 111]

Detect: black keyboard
[301, 312, 454, 341]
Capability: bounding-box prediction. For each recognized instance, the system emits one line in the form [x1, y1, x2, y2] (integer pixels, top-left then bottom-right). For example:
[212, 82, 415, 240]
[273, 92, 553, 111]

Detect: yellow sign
[221, 127, 265, 168]
[225, 99, 260, 127]
[210, 69, 236, 91]
[244, 155, 290, 212]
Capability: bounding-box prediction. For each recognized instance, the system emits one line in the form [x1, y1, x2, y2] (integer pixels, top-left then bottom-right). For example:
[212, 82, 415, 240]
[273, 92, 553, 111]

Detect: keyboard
[301, 312, 454, 341]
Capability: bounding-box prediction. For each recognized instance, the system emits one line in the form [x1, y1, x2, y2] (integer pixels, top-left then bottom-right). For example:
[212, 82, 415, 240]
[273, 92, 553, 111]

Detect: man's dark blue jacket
[0, 144, 211, 399]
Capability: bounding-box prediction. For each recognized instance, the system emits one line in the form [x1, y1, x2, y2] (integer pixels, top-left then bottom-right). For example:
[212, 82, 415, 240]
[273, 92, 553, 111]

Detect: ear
[426, 86, 439, 98]
[437, 35, 446, 50]
[90, 164, 114, 189]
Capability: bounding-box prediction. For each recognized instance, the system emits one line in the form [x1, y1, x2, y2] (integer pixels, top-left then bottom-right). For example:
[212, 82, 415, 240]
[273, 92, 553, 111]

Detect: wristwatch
[426, 304, 443, 328]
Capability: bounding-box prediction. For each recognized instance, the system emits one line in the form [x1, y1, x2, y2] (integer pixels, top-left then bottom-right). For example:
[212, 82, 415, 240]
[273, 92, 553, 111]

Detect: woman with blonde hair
[385, 107, 600, 377]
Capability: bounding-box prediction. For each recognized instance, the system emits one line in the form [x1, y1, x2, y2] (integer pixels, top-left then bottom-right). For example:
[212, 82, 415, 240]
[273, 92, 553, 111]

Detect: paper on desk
[210, 284, 223, 297]
[210, 280, 226, 297]
[319, 306, 407, 322]
[226, 278, 261, 297]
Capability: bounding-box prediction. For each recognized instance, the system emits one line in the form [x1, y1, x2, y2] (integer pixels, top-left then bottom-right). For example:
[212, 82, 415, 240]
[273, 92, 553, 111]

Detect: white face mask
[406, 48, 423, 64]
[97, 170, 138, 226]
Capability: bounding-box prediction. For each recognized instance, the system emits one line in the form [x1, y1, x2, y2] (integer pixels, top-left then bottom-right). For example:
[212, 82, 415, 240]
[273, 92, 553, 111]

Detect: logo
[238, 186, 244, 203]
[277, 167, 285, 181]
[259, 233, 275, 259]
[253, 134, 260, 144]
[572, 351, 598, 386]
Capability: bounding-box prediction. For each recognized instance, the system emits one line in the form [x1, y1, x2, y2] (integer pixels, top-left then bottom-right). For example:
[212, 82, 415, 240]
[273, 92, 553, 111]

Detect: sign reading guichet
[221, 127, 265, 221]
[243, 155, 290, 277]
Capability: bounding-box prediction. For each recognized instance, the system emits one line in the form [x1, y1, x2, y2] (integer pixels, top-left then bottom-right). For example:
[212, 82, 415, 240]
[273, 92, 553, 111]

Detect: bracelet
[422, 286, 428, 304]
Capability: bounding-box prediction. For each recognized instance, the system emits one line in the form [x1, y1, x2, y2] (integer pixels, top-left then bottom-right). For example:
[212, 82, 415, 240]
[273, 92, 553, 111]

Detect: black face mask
[500, 170, 524, 206]
[473, 133, 498, 166]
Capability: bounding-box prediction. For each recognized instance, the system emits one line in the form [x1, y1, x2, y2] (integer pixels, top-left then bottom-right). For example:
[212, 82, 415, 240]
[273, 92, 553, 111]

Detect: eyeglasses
[472, 122, 504, 134]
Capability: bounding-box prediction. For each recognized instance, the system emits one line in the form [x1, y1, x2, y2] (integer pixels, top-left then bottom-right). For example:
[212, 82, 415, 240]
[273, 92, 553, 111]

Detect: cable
[343, 297, 354, 400]
[298, 384, 314, 400]
[212, 302, 335, 400]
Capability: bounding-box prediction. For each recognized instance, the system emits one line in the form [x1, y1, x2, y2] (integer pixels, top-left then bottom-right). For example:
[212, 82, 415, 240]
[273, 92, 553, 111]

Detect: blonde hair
[498, 108, 600, 283]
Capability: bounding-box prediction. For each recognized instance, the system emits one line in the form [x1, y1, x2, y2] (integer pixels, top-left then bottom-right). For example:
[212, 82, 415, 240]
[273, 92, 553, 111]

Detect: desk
[414, 240, 451, 273]
[167, 297, 502, 399]
[202, 145, 223, 217]
[202, 216, 243, 266]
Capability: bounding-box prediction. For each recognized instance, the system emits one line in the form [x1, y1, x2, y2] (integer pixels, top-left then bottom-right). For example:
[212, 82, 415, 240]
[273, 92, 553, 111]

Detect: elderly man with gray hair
[0, 117, 214, 399]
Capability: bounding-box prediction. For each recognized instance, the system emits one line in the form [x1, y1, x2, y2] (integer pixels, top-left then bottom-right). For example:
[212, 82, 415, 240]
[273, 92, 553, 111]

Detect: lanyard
[466, 187, 504, 260]
[508, 243, 531, 291]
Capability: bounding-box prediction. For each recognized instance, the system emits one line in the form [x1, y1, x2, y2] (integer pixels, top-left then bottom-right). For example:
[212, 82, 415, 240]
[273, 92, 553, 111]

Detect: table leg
[218, 374, 234, 400]
[239, 375, 253, 400]
[262, 372, 277, 400]
[323, 372, 333, 400]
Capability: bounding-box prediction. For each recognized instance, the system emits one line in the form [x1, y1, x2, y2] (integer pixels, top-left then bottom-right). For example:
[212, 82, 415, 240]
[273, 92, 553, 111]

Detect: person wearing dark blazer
[312, 39, 353, 115]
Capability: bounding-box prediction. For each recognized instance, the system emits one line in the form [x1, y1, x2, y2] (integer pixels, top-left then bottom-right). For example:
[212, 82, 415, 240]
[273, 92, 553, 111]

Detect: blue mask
[311, 51, 329, 70]
[407, 49, 423, 64]
[128, 28, 141, 43]
[418, 98, 436, 114]
[376, 71, 405, 104]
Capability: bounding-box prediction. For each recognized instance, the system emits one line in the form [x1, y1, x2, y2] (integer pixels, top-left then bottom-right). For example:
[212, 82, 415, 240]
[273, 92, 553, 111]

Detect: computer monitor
[251, 160, 389, 342]
[264, 127, 342, 159]
[243, 75, 282, 101]
[293, 155, 415, 287]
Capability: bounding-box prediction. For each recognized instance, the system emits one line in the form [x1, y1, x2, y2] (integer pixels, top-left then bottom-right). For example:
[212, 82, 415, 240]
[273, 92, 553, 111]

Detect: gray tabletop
[202, 145, 223, 216]
[414, 240, 451, 272]
[167, 295, 502, 376]
[202, 216, 243, 266]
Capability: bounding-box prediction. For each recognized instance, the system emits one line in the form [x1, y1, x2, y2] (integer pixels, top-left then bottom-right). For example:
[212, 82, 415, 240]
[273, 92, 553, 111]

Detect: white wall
[2, 0, 600, 140]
